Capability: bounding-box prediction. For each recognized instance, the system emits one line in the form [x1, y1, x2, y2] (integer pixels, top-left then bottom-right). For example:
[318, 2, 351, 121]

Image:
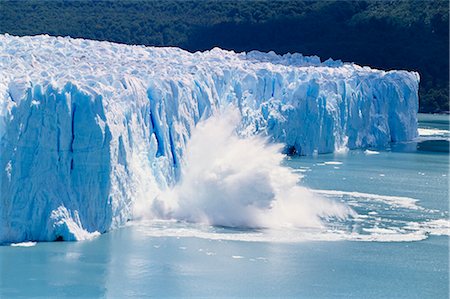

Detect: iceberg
[0, 35, 419, 243]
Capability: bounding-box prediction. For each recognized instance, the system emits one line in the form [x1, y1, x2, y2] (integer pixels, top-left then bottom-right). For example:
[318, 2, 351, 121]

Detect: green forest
[1, 0, 448, 113]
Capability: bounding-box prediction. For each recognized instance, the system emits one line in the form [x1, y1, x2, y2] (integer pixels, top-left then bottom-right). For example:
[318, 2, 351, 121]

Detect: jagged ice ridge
[0, 35, 419, 243]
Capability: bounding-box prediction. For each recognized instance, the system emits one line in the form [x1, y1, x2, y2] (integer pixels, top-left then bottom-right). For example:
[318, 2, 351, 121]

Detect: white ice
[0, 35, 419, 243]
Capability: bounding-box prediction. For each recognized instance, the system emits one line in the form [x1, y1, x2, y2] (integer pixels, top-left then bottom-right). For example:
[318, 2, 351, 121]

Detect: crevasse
[0, 35, 418, 243]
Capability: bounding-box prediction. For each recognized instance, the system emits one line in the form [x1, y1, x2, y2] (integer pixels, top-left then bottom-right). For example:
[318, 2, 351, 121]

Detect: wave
[418, 128, 450, 136]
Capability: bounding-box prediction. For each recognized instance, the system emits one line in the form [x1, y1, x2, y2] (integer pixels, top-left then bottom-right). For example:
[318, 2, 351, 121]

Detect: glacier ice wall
[0, 35, 419, 243]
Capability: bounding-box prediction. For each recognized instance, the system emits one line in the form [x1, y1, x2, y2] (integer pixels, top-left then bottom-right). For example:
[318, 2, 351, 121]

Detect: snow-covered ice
[0, 35, 419, 243]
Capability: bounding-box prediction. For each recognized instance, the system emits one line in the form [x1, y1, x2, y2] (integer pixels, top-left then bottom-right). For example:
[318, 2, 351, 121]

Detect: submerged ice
[0, 35, 419, 243]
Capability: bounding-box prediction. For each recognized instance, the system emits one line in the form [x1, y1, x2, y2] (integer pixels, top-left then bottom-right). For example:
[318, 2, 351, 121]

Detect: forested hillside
[1, 0, 448, 112]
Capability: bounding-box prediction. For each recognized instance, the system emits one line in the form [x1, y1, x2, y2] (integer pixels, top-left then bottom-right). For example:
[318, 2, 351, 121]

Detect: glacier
[0, 35, 419, 243]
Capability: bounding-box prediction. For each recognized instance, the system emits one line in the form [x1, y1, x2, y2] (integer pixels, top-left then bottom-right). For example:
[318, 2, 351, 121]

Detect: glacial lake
[1, 114, 448, 298]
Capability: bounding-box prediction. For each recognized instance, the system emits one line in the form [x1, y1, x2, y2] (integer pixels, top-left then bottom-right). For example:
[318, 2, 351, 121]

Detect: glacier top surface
[0, 34, 417, 96]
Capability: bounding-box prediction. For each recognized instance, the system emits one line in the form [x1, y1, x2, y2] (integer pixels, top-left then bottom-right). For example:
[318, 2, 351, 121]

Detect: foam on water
[130, 215, 449, 243]
[313, 189, 421, 210]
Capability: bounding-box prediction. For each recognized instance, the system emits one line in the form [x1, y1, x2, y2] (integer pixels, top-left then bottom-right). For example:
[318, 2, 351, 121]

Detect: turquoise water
[1, 114, 449, 298]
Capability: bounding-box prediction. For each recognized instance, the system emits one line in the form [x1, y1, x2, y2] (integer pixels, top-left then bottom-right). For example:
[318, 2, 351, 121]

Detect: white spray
[150, 108, 352, 228]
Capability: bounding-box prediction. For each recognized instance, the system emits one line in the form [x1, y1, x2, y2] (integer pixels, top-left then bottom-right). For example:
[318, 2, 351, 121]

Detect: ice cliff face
[0, 35, 419, 243]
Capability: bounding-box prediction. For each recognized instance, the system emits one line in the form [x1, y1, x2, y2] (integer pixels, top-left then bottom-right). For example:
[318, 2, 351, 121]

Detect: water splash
[151, 108, 353, 228]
